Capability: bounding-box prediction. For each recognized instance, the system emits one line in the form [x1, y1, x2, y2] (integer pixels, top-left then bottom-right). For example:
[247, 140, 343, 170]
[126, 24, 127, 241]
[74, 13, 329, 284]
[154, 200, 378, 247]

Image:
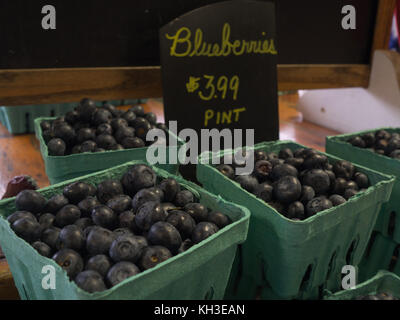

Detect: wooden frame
[0, 0, 395, 106]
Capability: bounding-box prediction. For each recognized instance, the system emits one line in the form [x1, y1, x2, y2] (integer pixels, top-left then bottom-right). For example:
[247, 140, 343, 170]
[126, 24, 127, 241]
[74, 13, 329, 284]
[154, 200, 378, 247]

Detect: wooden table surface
[0, 93, 339, 299]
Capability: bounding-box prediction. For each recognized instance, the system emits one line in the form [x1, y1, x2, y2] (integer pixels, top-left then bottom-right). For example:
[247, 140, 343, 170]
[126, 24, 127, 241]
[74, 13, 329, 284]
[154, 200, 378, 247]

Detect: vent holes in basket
[346, 239, 358, 265]
[299, 264, 313, 291]
[204, 286, 214, 300]
[388, 211, 397, 237]
[365, 232, 378, 259]
[25, 113, 30, 133]
[318, 284, 325, 300]
[326, 251, 337, 280]
[389, 245, 400, 272]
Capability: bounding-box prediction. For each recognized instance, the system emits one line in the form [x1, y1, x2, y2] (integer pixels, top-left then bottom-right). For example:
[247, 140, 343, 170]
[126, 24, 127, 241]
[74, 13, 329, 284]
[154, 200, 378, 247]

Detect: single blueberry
[75, 270, 107, 293]
[52, 249, 84, 279]
[15, 190, 46, 214]
[139, 246, 172, 271]
[106, 261, 140, 287]
[191, 222, 219, 244]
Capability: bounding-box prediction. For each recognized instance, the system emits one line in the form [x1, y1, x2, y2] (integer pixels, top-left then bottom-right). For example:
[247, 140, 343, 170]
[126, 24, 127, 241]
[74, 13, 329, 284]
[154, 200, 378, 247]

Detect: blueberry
[385, 138, 400, 155]
[270, 164, 298, 181]
[139, 246, 172, 271]
[234, 175, 259, 194]
[122, 137, 145, 149]
[306, 197, 333, 217]
[268, 202, 286, 214]
[63, 182, 93, 204]
[300, 185, 315, 204]
[132, 235, 149, 256]
[78, 196, 101, 217]
[207, 211, 232, 229]
[145, 112, 157, 125]
[345, 180, 359, 191]
[348, 136, 366, 148]
[285, 157, 304, 169]
[52, 249, 84, 279]
[147, 187, 165, 202]
[110, 143, 124, 151]
[254, 160, 273, 181]
[159, 178, 181, 202]
[40, 120, 51, 131]
[325, 170, 336, 189]
[39, 213, 55, 229]
[43, 129, 54, 143]
[255, 150, 268, 161]
[76, 128, 96, 143]
[114, 126, 135, 144]
[16, 190, 46, 214]
[216, 164, 235, 180]
[375, 139, 388, 150]
[303, 154, 329, 170]
[255, 182, 273, 202]
[135, 201, 167, 231]
[362, 133, 375, 147]
[109, 234, 143, 263]
[113, 228, 134, 238]
[121, 110, 137, 126]
[47, 138, 66, 156]
[344, 189, 358, 200]
[74, 217, 93, 230]
[184, 203, 208, 222]
[390, 150, 400, 159]
[41, 227, 61, 249]
[329, 194, 347, 206]
[332, 178, 348, 195]
[86, 227, 115, 256]
[71, 145, 82, 154]
[132, 117, 152, 140]
[102, 102, 118, 116]
[130, 105, 145, 117]
[333, 160, 355, 180]
[95, 134, 117, 150]
[267, 152, 279, 160]
[147, 222, 182, 253]
[131, 188, 162, 213]
[85, 254, 112, 278]
[375, 130, 391, 141]
[7, 211, 36, 225]
[76, 98, 97, 122]
[191, 222, 219, 244]
[32, 241, 52, 257]
[278, 148, 293, 159]
[92, 108, 112, 126]
[286, 201, 305, 220]
[353, 172, 370, 189]
[45, 194, 69, 214]
[55, 205, 81, 227]
[302, 169, 331, 195]
[80, 140, 97, 153]
[121, 164, 156, 196]
[107, 195, 132, 214]
[106, 261, 140, 287]
[53, 124, 76, 145]
[110, 118, 128, 131]
[96, 123, 113, 136]
[91, 205, 117, 229]
[57, 225, 85, 251]
[118, 210, 136, 229]
[75, 270, 107, 293]
[178, 239, 194, 254]
[97, 179, 124, 204]
[273, 176, 302, 204]
[166, 210, 196, 239]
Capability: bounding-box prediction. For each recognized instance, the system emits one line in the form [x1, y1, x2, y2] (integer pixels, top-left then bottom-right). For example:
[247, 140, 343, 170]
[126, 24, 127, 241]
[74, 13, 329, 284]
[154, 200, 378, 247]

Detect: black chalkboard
[0, 0, 378, 69]
[160, 0, 279, 144]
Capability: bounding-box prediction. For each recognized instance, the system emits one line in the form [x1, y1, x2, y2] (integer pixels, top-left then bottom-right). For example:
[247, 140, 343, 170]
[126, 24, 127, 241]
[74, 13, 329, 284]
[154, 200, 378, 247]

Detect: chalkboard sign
[0, 0, 395, 105]
[160, 0, 278, 144]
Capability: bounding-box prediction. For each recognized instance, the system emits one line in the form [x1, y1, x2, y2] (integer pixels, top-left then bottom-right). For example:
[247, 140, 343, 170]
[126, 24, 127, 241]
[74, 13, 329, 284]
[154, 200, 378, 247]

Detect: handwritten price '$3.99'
[186, 75, 240, 101]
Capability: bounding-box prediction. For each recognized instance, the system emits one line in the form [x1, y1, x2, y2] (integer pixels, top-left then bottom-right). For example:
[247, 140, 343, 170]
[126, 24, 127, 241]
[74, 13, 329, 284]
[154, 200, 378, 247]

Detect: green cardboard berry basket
[34, 117, 183, 184]
[358, 232, 400, 282]
[197, 140, 395, 300]
[0, 161, 250, 300]
[326, 128, 400, 243]
[324, 270, 400, 300]
[0, 104, 76, 134]
[0, 99, 145, 135]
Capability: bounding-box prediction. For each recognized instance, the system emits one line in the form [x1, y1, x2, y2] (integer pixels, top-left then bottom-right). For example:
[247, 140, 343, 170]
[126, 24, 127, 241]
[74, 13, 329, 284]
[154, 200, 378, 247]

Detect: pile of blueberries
[216, 147, 370, 221]
[41, 98, 169, 156]
[347, 129, 400, 160]
[357, 292, 398, 300]
[8, 164, 231, 293]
